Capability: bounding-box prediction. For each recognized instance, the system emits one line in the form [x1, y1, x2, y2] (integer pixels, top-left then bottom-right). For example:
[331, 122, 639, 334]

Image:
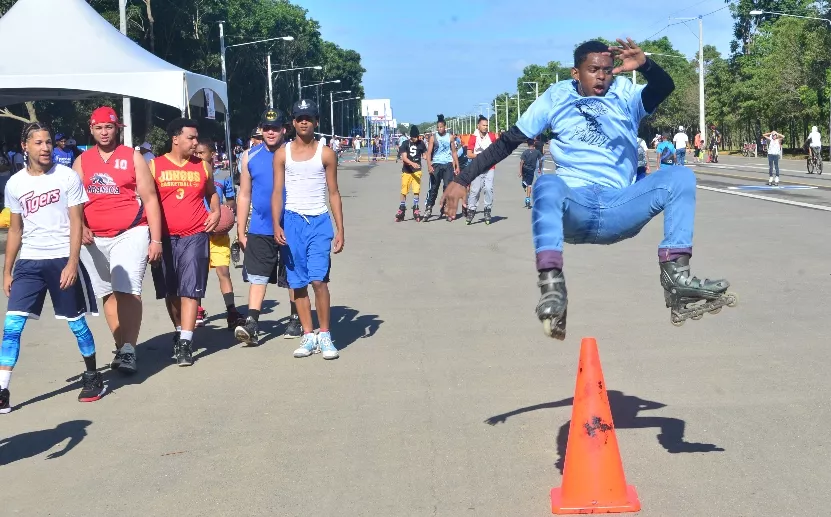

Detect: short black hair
[166, 118, 199, 138]
[527, 138, 535, 145]
[478, 115, 487, 123]
[197, 137, 214, 149]
[574, 40, 609, 68]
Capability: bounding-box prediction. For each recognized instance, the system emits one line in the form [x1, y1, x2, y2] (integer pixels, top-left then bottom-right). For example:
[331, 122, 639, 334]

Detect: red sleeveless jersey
[79, 145, 147, 238]
[150, 154, 210, 237]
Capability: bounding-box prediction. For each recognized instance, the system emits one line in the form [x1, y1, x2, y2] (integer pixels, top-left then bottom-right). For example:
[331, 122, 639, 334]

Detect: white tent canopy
[0, 0, 227, 114]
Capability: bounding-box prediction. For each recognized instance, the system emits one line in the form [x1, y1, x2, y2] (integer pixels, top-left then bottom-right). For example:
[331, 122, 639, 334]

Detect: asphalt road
[2, 151, 831, 516]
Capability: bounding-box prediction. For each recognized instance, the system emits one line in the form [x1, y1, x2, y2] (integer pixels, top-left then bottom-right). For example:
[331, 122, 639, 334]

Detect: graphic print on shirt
[20, 189, 61, 216]
[572, 99, 610, 147]
[88, 173, 120, 194]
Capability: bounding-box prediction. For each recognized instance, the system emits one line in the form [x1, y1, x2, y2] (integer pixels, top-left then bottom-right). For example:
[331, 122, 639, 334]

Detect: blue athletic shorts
[7, 257, 98, 320]
[283, 210, 334, 289]
[151, 233, 209, 299]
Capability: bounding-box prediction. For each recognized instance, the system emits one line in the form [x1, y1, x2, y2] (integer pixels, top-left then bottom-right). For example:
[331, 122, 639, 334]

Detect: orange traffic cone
[550, 337, 641, 514]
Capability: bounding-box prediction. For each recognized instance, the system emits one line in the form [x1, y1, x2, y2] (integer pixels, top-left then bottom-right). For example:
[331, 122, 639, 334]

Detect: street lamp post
[750, 9, 831, 161]
[218, 26, 293, 171]
[523, 81, 539, 99]
[669, 16, 706, 151]
[329, 90, 352, 138]
[266, 63, 322, 109]
[332, 96, 361, 137]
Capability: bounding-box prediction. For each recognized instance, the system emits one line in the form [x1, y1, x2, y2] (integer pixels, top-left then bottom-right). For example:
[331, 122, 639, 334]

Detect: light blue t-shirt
[432, 132, 453, 164]
[515, 77, 649, 189]
[656, 140, 676, 167]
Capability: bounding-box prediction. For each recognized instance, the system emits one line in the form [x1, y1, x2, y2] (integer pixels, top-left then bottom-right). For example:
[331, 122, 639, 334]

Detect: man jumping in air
[441, 38, 736, 338]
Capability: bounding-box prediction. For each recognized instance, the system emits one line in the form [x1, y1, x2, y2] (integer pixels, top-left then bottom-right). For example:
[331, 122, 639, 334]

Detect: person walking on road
[74, 106, 163, 375]
[672, 126, 688, 166]
[763, 130, 784, 186]
[272, 99, 345, 360]
[2, 122, 104, 412]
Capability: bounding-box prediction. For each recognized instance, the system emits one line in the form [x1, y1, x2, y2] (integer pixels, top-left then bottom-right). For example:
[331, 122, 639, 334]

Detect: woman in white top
[763, 130, 784, 186]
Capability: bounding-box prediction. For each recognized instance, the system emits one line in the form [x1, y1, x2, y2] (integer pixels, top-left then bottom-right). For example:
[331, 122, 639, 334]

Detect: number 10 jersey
[79, 144, 147, 238]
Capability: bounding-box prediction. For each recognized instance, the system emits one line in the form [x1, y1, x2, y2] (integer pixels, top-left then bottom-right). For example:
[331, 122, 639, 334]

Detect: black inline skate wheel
[709, 307, 722, 314]
[691, 313, 703, 320]
[671, 314, 684, 327]
[726, 292, 739, 308]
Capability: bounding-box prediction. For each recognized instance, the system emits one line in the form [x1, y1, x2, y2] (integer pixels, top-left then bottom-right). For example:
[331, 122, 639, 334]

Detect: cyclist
[805, 126, 822, 165]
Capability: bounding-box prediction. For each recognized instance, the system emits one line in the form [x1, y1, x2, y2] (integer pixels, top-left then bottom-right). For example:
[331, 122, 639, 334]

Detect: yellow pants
[209, 233, 231, 268]
[401, 171, 422, 195]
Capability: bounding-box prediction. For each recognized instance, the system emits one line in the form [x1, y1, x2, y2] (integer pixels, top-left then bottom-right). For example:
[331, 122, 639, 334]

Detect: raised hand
[610, 38, 646, 75]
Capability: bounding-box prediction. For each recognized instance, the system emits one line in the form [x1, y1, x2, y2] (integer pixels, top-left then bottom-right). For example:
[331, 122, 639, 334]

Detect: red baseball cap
[89, 106, 125, 126]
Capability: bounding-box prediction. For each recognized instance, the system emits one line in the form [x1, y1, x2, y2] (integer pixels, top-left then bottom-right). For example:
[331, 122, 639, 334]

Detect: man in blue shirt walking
[440, 38, 736, 338]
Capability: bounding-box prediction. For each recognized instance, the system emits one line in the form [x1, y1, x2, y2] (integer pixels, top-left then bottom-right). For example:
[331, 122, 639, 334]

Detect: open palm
[610, 38, 647, 75]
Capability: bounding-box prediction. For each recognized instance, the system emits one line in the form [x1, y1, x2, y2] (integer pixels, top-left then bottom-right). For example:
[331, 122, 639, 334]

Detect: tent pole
[118, 0, 133, 147]
[219, 21, 233, 176]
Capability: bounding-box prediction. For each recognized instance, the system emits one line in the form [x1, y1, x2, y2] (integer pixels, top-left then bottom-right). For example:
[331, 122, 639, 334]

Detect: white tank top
[285, 141, 328, 215]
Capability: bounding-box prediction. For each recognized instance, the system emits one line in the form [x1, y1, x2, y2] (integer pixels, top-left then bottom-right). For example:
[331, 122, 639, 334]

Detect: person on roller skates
[440, 38, 736, 338]
[396, 125, 427, 222]
[466, 116, 497, 225]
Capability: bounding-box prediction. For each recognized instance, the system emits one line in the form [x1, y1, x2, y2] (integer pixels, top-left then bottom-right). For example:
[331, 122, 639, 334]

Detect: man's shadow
[484, 390, 723, 473]
[308, 305, 382, 351]
[0, 420, 91, 465]
[15, 305, 267, 409]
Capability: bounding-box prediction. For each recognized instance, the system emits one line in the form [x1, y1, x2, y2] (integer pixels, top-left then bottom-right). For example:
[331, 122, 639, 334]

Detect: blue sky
[302, 0, 736, 124]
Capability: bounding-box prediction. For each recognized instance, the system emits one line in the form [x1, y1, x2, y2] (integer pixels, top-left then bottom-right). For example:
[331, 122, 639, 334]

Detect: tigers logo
[20, 189, 61, 216]
[88, 173, 120, 194]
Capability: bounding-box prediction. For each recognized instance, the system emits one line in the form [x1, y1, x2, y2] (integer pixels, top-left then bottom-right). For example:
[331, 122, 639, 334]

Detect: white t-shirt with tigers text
[4, 164, 88, 260]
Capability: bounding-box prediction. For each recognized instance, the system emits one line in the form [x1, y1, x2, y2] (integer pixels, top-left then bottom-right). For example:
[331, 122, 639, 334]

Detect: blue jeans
[675, 148, 686, 165]
[532, 166, 695, 270]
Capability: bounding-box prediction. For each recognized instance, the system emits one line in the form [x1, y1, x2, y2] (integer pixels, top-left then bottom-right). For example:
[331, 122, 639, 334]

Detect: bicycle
[807, 148, 823, 175]
[741, 142, 756, 157]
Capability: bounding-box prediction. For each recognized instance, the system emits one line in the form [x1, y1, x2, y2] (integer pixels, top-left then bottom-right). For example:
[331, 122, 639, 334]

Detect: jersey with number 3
[150, 154, 210, 236]
[79, 145, 147, 237]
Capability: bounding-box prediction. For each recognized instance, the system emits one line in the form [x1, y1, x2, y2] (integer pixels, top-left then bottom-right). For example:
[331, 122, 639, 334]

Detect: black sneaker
[110, 344, 122, 369]
[234, 317, 259, 346]
[171, 331, 180, 360]
[227, 309, 244, 331]
[78, 371, 107, 402]
[116, 344, 137, 375]
[0, 387, 11, 414]
[284, 314, 302, 339]
[177, 339, 194, 367]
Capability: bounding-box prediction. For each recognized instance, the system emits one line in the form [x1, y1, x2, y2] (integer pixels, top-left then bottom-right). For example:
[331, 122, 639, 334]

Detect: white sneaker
[774, 176, 780, 186]
[768, 177, 774, 186]
[318, 332, 339, 360]
[293, 333, 318, 358]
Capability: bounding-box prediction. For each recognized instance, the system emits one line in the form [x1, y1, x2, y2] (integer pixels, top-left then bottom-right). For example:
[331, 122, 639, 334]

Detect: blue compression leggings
[0, 314, 95, 369]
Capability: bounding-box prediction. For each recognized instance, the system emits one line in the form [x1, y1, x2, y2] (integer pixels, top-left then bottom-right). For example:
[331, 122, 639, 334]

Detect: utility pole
[698, 15, 706, 151]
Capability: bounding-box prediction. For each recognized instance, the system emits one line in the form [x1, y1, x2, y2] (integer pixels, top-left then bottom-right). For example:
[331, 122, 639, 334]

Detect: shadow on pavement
[484, 390, 724, 473]
[16, 321, 250, 409]
[0, 419, 92, 465]
[470, 215, 508, 225]
[308, 305, 382, 351]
